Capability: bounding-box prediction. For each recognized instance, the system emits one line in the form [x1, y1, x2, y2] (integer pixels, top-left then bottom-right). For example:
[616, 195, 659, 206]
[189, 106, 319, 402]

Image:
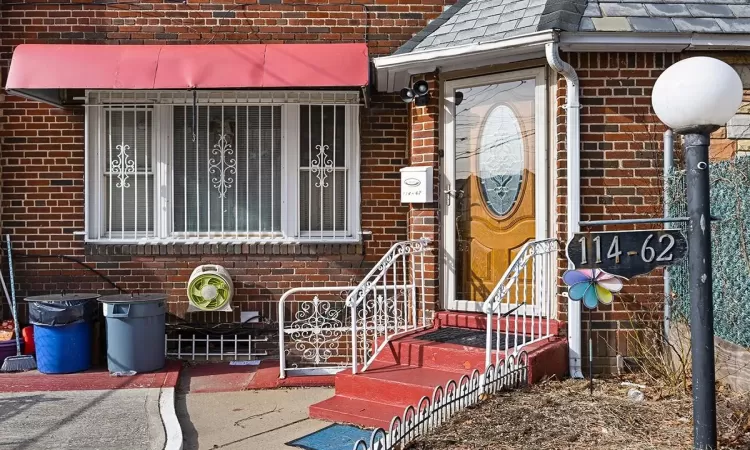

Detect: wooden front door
[443, 69, 547, 312]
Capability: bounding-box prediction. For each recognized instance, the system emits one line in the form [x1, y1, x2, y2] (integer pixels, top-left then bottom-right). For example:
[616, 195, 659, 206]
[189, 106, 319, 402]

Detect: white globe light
[652, 57, 743, 133]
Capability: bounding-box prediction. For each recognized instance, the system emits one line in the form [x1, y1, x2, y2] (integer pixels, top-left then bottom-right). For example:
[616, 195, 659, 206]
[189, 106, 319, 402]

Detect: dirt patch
[408, 378, 750, 450]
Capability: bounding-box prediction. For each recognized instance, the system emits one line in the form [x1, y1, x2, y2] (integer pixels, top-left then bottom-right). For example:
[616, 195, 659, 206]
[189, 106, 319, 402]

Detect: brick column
[408, 74, 440, 314]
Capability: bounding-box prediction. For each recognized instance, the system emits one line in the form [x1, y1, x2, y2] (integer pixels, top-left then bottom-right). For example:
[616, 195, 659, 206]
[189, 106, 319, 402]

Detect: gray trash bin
[99, 293, 167, 373]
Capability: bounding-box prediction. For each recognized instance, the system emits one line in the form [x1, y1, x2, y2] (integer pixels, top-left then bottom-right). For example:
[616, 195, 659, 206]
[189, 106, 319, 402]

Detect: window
[300, 105, 347, 236]
[86, 91, 360, 242]
[172, 105, 282, 237]
[103, 107, 154, 237]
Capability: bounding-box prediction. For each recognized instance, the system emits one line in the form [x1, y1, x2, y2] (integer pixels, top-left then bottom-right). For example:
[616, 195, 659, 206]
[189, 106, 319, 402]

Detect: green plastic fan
[187, 265, 233, 311]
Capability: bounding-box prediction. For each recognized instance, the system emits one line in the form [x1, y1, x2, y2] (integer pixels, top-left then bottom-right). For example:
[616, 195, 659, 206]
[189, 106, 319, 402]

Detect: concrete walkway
[177, 388, 335, 450]
[0, 388, 166, 450]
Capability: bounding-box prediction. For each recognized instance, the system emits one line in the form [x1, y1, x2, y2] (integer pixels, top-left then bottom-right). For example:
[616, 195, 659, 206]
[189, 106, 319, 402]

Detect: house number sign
[566, 229, 687, 278]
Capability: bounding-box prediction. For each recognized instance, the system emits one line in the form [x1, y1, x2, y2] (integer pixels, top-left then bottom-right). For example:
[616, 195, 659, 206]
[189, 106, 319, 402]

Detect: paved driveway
[0, 389, 165, 450]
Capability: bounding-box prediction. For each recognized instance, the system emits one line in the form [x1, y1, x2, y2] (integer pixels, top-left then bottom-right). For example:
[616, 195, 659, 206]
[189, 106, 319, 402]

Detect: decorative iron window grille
[85, 91, 360, 242]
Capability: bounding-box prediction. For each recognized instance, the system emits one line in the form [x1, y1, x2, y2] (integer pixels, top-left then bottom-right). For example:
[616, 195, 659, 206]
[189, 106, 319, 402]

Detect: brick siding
[408, 74, 440, 312]
[556, 52, 750, 373]
[554, 52, 674, 373]
[0, 0, 452, 324]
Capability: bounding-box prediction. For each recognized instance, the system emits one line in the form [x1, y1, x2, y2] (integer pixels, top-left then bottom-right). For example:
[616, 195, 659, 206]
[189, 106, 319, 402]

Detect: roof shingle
[583, 0, 750, 33]
[395, 0, 750, 56]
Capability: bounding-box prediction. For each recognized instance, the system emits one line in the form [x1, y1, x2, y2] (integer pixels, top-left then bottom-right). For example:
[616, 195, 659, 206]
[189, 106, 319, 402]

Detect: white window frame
[84, 91, 361, 244]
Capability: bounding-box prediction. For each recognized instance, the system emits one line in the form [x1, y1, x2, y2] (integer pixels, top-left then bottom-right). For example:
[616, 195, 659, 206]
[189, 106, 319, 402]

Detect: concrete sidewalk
[0, 388, 166, 450]
[177, 388, 335, 450]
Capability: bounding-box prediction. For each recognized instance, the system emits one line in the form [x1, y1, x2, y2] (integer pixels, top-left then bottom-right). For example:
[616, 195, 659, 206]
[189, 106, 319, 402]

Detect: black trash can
[25, 293, 99, 374]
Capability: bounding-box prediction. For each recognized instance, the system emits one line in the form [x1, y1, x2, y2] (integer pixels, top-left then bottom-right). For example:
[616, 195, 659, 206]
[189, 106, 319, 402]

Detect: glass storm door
[443, 69, 547, 312]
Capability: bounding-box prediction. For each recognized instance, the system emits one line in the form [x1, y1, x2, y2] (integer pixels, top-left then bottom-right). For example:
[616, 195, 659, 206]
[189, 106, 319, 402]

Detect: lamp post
[652, 56, 743, 450]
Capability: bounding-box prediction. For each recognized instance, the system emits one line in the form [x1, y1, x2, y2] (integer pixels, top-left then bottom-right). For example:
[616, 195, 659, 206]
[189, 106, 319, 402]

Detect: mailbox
[400, 166, 433, 204]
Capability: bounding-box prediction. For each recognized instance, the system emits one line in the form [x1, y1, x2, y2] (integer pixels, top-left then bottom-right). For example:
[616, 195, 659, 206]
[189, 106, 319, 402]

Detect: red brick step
[309, 312, 568, 430]
[332, 361, 468, 408]
[309, 396, 404, 430]
[376, 331, 489, 372]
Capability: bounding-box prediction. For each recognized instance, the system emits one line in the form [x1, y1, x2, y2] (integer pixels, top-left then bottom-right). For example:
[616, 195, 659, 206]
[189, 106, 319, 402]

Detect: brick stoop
[309, 312, 568, 429]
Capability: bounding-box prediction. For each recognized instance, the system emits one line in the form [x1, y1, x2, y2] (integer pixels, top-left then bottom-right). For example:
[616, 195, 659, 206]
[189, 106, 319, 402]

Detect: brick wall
[408, 74, 440, 312]
[0, 0, 452, 324]
[555, 52, 750, 373]
[555, 52, 672, 373]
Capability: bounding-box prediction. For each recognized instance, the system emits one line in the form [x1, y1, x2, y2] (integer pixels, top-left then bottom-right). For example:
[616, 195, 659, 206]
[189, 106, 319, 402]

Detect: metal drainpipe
[546, 42, 584, 378]
[663, 130, 674, 339]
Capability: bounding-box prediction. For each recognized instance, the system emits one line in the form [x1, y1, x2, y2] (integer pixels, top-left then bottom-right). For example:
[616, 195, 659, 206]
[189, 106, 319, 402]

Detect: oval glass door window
[478, 105, 524, 216]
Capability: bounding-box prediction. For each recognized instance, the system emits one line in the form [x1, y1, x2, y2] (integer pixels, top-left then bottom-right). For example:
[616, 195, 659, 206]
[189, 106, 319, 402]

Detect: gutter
[374, 31, 750, 93]
[373, 30, 558, 92]
[545, 42, 584, 379]
[560, 32, 750, 53]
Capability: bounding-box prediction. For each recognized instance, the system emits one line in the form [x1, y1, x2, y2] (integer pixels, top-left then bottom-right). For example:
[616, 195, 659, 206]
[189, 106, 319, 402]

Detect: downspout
[545, 41, 584, 378]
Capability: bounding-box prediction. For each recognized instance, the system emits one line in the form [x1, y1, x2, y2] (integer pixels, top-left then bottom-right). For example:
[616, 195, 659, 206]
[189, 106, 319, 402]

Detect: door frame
[441, 67, 549, 312]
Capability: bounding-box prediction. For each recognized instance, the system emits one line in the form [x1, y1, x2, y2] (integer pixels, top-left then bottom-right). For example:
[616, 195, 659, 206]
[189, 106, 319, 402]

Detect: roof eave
[373, 30, 558, 93]
[560, 32, 750, 53]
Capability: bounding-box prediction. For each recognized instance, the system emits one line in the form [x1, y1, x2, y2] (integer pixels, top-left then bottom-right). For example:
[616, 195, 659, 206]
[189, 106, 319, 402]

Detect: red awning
[5, 43, 370, 107]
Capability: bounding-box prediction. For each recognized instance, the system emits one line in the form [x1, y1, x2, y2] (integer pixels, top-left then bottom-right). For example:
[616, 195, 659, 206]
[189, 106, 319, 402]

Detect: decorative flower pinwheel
[563, 269, 624, 309]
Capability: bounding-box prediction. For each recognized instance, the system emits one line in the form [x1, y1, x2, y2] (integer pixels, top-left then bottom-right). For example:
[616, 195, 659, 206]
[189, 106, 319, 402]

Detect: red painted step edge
[309, 333, 569, 428]
[333, 361, 467, 407]
[309, 396, 403, 430]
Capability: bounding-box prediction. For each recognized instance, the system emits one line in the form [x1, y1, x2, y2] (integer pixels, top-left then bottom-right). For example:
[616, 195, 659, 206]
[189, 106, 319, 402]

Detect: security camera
[399, 87, 415, 103]
[455, 91, 464, 106]
[413, 80, 429, 96]
[399, 80, 431, 106]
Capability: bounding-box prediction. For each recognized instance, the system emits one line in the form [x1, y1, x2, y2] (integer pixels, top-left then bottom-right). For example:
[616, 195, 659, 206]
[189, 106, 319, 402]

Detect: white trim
[348, 105, 362, 239]
[374, 31, 750, 93]
[157, 105, 171, 239]
[85, 93, 362, 244]
[374, 31, 557, 92]
[283, 105, 299, 240]
[84, 106, 90, 239]
[159, 387, 183, 450]
[87, 90, 361, 105]
[441, 68, 550, 312]
[559, 32, 750, 53]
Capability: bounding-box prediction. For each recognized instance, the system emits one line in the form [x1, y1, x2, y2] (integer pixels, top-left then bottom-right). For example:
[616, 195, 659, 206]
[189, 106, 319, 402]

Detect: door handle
[444, 189, 455, 205]
[444, 182, 455, 206]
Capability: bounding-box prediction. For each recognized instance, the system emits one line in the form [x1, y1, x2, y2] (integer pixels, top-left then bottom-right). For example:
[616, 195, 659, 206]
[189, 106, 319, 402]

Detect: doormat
[286, 424, 372, 450]
[416, 327, 532, 350]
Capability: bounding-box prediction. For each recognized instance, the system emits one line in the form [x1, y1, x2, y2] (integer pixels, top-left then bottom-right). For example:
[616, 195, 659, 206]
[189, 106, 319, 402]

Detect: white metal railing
[482, 238, 559, 369]
[352, 351, 529, 450]
[347, 238, 432, 374]
[278, 284, 416, 378]
[278, 286, 356, 379]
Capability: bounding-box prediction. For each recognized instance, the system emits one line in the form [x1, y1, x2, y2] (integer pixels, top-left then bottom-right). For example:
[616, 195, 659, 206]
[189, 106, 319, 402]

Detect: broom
[1, 235, 36, 372]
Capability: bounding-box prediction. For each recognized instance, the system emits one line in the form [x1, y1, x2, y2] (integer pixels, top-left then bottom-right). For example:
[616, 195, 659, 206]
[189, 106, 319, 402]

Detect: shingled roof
[582, 1, 750, 33]
[395, 0, 750, 55]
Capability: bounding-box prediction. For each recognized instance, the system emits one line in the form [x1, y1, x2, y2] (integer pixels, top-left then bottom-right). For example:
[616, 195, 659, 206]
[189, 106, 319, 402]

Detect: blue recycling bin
[34, 322, 92, 374]
[26, 293, 99, 374]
